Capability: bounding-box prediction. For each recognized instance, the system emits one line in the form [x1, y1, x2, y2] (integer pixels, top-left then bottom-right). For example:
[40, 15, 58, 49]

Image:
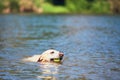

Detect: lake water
[0, 14, 120, 80]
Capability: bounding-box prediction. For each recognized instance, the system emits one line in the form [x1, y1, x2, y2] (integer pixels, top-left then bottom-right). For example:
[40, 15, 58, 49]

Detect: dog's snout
[59, 53, 64, 57]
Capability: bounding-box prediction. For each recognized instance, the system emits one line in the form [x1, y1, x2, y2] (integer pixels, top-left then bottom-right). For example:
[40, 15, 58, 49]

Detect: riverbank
[0, 0, 120, 14]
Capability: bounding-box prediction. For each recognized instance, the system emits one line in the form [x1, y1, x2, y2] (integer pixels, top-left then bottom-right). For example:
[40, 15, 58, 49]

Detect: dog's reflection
[37, 63, 60, 80]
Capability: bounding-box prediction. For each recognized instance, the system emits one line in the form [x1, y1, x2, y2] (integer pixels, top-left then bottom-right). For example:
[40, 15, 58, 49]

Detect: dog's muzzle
[50, 53, 64, 63]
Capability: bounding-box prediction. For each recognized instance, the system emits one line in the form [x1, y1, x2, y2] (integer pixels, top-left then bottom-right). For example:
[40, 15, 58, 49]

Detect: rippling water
[0, 14, 120, 80]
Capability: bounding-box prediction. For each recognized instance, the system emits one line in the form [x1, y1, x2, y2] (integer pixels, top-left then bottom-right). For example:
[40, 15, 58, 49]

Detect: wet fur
[22, 49, 64, 63]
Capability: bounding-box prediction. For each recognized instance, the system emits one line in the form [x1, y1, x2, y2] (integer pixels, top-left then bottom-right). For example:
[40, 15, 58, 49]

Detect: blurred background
[0, 0, 120, 14]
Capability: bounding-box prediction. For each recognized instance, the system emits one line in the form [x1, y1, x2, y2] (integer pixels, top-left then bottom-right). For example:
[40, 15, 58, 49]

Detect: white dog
[23, 49, 64, 63]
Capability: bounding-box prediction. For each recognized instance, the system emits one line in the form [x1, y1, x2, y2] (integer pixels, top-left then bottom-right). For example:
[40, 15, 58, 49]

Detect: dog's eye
[50, 51, 54, 54]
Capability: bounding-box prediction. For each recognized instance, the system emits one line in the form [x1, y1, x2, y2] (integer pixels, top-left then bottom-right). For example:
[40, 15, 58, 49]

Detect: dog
[23, 49, 64, 64]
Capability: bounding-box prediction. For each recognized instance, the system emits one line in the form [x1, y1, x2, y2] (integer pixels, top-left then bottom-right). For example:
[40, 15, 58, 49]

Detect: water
[0, 14, 120, 80]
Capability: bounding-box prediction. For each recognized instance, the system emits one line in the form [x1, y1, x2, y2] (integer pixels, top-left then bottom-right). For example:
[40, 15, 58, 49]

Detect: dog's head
[37, 49, 64, 63]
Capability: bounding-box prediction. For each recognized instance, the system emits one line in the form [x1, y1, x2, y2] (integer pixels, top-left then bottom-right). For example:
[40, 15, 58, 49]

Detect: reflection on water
[0, 14, 120, 80]
[37, 63, 59, 80]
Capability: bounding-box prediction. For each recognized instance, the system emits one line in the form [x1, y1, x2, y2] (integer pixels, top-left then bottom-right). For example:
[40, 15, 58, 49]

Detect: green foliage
[10, 0, 19, 12]
[66, 0, 110, 14]
[0, 1, 4, 12]
[91, 1, 110, 14]
[0, 0, 111, 14]
[42, 3, 69, 13]
[33, 0, 41, 8]
[66, 0, 88, 13]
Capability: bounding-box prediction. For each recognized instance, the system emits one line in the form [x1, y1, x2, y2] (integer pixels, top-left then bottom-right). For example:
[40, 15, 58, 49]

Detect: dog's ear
[37, 56, 43, 62]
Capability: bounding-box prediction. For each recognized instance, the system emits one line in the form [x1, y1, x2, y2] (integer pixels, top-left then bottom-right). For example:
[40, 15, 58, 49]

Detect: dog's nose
[59, 53, 64, 57]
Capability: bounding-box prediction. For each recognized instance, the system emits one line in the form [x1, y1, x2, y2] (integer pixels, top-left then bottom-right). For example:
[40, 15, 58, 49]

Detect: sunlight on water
[0, 14, 120, 80]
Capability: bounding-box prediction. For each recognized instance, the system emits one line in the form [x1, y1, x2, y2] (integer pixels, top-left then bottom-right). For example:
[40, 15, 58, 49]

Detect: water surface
[0, 14, 120, 80]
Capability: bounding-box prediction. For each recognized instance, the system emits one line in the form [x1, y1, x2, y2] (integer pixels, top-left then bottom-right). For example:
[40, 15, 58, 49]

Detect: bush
[42, 3, 69, 13]
[10, 0, 19, 12]
[91, 1, 110, 14]
[66, 0, 110, 14]
[33, 0, 42, 8]
[0, 1, 4, 12]
[66, 0, 89, 13]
